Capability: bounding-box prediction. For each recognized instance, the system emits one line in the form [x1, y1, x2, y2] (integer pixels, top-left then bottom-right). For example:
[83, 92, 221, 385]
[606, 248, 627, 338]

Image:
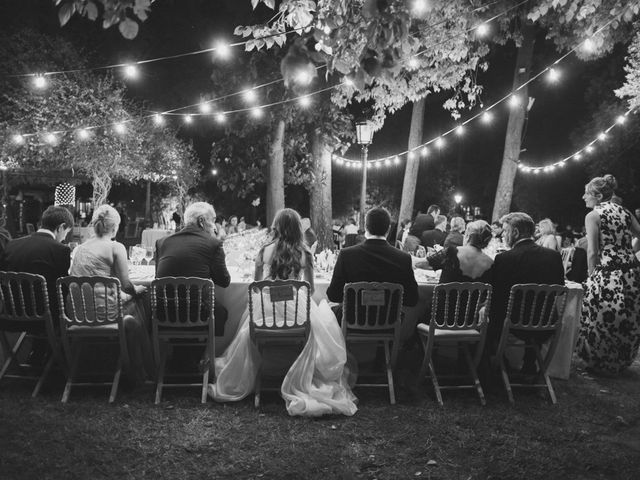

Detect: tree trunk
[310, 130, 333, 251]
[266, 118, 286, 226]
[492, 21, 536, 221]
[398, 98, 426, 222]
[145, 180, 151, 224]
[92, 172, 112, 207]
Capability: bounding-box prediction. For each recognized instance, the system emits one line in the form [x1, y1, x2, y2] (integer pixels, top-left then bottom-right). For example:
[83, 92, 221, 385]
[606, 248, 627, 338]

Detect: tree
[0, 29, 199, 206]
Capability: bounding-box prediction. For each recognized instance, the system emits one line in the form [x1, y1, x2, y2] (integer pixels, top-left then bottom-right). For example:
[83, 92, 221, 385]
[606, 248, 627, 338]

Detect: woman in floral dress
[578, 174, 640, 374]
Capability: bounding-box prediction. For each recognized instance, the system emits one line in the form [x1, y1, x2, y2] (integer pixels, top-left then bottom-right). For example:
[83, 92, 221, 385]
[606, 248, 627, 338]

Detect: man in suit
[421, 214, 447, 248]
[155, 202, 231, 335]
[409, 204, 440, 239]
[488, 212, 565, 374]
[1, 205, 74, 361]
[327, 206, 418, 311]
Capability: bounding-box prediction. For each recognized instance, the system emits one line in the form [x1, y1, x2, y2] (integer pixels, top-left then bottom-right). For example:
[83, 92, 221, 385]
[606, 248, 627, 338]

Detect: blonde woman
[70, 204, 154, 385]
[536, 218, 559, 251]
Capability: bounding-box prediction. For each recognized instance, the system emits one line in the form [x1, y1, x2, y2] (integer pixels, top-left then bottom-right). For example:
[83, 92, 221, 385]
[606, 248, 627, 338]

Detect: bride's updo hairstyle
[91, 204, 121, 238]
[269, 208, 309, 280]
[586, 174, 617, 202]
[464, 220, 492, 249]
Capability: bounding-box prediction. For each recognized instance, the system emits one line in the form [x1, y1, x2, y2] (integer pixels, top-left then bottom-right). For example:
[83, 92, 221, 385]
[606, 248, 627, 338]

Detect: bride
[208, 208, 357, 416]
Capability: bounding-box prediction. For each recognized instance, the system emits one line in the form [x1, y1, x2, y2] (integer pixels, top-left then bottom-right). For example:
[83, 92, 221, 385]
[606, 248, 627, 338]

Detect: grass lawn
[0, 359, 639, 480]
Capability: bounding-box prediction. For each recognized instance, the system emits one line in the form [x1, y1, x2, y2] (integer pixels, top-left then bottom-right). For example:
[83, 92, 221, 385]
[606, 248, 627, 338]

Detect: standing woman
[536, 218, 560, 251]
[578, 174, 640, 375]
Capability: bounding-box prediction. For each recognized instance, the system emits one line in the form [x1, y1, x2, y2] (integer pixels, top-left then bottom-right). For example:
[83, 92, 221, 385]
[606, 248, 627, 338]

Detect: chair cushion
[417, 322, 481, 340]
[67, 324, 119, 334]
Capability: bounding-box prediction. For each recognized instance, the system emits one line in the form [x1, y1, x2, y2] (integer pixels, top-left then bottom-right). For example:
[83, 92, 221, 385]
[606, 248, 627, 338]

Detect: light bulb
[199, 102, 212, 113]
[509, 95, 520, 108]
[343, 77, 354, 87]
[616, 115, 626, 125]
[299, 95, 311, 107]
[455, 125, 465, 136]
[435, 137, 445, 148]
[123, 64, 139, 79]
[12, 134, 25, 145]
[407, 151, 415, 160]
[211, 168, 218, 175]
[250, 107, 263, 118]
[77, 128, 90, 140]
[583, 38, 595, 53]
[295, 70, 312, 85]
[33, 75, 47, 89]
[547, 67, 560, 83]
[215, 112, 226, 123]
[384, 158, 391, 166]
[585, 145, 594, 153]
[412, 0, 428, 15]
[114, 122, 126, 134]
[153, 113, 165, 125]
[598, 132, 607, 141]
[408, 58, 419, 69]
[215, 41, 231, 59]
[183, 115, 193, 124]
[45, 133, 57, 144]
[421, 146, 429, 156]
[394, 156, 400, 164]
[481, 111, 493, 123]
[243, 89, 257, 103]
[476, 23, 489, 37]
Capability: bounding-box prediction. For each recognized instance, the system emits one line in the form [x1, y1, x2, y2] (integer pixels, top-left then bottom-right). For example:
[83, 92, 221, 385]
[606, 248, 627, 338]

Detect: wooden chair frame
[342, 282, 404, 405]
[0, 272, 59, 397]
[495, 283, 569, 404]
[57, 276, 129, 403]
[150, 277, 215, 404]
[417, 282, 492, 406]
[248, 280, 311, 408]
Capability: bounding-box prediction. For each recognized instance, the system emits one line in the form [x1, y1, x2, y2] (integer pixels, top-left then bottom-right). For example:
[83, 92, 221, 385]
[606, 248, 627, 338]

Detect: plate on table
[414, 269, 439, 283]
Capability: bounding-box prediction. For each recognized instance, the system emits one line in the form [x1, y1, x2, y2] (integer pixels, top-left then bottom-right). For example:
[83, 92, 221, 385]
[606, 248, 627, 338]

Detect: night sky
[2, 0, 634, 228]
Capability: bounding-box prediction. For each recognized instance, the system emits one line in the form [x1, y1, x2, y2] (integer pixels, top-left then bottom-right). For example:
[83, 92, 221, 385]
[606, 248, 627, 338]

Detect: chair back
[342, 282, 404, 333]
[504, 283, 569, 332]
[430, 282, 492, 330]
[248, 280, 311, 337]
[0, 271, 52, 328]
[560, 247, 574, 275]
[151, 277, 215, 329]
[57, 276, 124, 327]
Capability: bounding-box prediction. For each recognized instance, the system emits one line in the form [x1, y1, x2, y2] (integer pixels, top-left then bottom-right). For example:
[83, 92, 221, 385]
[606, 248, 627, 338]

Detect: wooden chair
[56, 276, 130, 403]
[416, 282, 492, 406]
[150, 277, 215, 404]
[0, 272, 58, 397]
[342, 282, 403, 404]
[495, 283, 569, 404]
[248, 280, 311, 408]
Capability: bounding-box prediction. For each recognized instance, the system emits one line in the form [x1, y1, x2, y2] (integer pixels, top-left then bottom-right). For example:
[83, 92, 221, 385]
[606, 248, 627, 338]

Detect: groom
[327, 206, 418, 319]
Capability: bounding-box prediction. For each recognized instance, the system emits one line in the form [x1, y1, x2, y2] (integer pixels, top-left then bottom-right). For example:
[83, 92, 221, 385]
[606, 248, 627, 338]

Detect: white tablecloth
[129, 265, 583, 379]
[141, 229, 172, 248]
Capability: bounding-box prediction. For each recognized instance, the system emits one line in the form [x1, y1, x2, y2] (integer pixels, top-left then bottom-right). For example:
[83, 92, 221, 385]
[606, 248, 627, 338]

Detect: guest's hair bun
[603, 174, 617, 190]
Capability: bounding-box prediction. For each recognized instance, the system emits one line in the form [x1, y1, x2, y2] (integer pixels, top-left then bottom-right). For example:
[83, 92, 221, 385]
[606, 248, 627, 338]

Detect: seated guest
[421, 215, 447, 248]
[226, 215, 239, 235]
[395, 218, 411, 247]
[214, 216, 227, 241]
[1, 206, 73, 362]
[332, 219, 344, 249]
[327, 206, 418, 313]
[343, 218, 359, 236]
[536, 218, 560, 251]
[416, 220, 493, 284]
[443, 216, 465, 249]
[409, 204, 440, 239]
[70, 205, 154, 385]
[489, 212, 565, 374]
[155, 202, 231, 336]
[237, 216, 246, 233]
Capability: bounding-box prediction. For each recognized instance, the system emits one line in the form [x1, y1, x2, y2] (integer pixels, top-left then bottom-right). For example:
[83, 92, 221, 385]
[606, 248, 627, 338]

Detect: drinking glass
[144, 246, 154, 265]
[415, 246, 426, 259]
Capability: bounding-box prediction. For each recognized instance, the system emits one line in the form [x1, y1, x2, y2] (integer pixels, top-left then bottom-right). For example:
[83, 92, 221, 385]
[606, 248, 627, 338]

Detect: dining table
[128, 264, 584, 380]
[140, 228, 173, 248]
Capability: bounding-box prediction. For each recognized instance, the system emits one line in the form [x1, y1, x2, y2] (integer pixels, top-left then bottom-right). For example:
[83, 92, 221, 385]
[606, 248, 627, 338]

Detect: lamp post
[356, 121, 374, 232]
[454, 193, 463, 217]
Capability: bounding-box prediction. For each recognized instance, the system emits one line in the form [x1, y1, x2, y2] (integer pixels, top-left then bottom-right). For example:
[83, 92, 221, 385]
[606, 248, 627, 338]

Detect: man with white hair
[155, 202, 231, 335]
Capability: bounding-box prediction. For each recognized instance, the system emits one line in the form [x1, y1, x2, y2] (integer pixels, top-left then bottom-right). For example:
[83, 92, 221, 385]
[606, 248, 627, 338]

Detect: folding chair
[342, 282, 403, 404]
[417, 282, 492, 406]
[0, 272, 59, 397]
[496, 283, 569, 404]
[248, 280, 311, 408]
[57, 276, 130, 403]
[151, 277, 215, 404]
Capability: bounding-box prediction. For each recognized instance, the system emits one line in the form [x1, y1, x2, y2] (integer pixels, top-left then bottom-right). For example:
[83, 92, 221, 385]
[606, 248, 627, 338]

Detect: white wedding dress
[208, 256, 358, 417]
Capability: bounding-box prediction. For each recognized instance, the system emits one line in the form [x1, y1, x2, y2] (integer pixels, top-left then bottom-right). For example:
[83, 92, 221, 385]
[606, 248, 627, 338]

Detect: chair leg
[154, 349, 167, 405]
[463, 344, 486, 406]
[428, 360, 443, 406]
[0, 332, 26, 381]
[384, 341, 395, 405]
[32, 352, 55, 398]
[109, 355, 123, 404]
[201, 367, 210, 404]
[499, 356, 514, 404]
[535, 345, 557, 404]
[61, 343, 81, 404]
[254, 345, 262, 408]
[417, 334, 430, 382]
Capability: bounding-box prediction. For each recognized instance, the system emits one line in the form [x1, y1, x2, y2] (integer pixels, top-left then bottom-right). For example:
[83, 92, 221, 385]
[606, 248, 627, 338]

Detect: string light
[44, 133, 57, 144]
[421, 146, 429, 157]
[298, 95, 311, 107]
[323, 25, 331, 35]
[183, 115, 193, 124]
[199, 102, 212, 113]
[295, 70, 313, 85]
[250, 107, 263, 118]
[435, 137, 445, 149]
[12, 134, 24, 145]
[585, 144, 594, 153]
[509, 95, 521, 108]
[616, 115, 626, 124]
[476, 23, 489, 37]
[33, 75, 47, 89]
[77, 128, 90, 140]
[153, 113, 165, 125]
[408, 58, 419, 69]
[598, 132, 607, 141]
[343, 77, 354, 87]
[455, 125, 465, 136]
[547, 67, 560, 83]
[412, 0, 429, 15]
[214, 41, 231, 59]
[215, 112, 226, 123]
[394, 156, 400, 165]
[583, 38, 595, 53]
[243, 89, 257, 103]
[481, 111, 493, 123]
[123, 64, 139, 79]
[114, 122, 126, 134]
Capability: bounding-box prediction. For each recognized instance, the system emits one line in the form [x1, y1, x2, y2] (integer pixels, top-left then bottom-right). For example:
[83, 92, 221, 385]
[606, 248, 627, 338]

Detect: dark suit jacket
[155, 225, 230, 288]
[327, 238, 418, 306]
[488, 238, 565, 344]
[421, 229, 447, 248]
[0, 232, 71, 320]
[409, 213, 434, 238]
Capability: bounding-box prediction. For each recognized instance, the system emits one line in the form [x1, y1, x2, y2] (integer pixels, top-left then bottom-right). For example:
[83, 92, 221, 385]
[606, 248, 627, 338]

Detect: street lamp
[454, 193, 463, 205]
[356, 121, 374, 231]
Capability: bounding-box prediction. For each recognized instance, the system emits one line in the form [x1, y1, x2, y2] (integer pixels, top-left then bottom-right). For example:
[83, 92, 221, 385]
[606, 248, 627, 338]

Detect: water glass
[144, 246, 154, 265]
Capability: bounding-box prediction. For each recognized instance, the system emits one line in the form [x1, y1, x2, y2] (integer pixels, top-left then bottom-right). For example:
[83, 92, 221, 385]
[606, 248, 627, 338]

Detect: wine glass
[144, 246, 154, 266]
[415, 246, 426, 259]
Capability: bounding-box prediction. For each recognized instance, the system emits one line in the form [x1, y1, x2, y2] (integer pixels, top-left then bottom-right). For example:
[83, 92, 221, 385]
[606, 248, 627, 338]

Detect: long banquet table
[129, 265, 583, 380]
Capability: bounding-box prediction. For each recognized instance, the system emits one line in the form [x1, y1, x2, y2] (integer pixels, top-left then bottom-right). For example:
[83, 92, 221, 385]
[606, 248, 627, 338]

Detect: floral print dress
[578, 201, 640, 374]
